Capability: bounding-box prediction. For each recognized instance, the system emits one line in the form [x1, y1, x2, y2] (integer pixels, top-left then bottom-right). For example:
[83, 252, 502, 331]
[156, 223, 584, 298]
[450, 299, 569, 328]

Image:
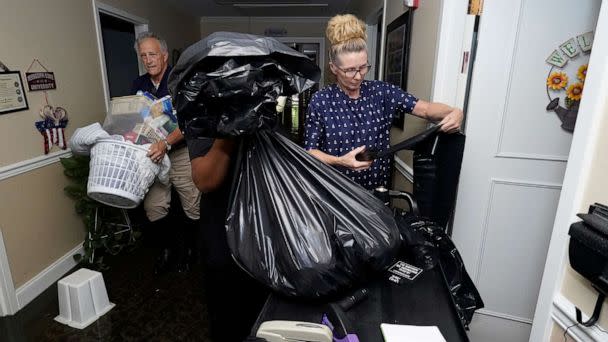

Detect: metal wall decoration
[545, 31, 593, 132]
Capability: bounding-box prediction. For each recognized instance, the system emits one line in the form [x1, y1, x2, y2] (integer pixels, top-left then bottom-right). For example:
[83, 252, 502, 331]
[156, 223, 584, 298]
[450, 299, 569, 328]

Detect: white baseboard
[15, 243, 83, 310]
[552, 293, 608, 342]
[476, 308, 532, 324]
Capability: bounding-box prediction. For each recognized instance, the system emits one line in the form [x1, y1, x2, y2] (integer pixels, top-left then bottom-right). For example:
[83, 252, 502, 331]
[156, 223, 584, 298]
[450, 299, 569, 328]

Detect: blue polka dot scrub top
[304, 80, 418, 190]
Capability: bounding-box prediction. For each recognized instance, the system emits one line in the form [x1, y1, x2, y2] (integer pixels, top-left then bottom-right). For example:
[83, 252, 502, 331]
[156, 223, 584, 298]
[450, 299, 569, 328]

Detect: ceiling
[166, 0, 353, 17]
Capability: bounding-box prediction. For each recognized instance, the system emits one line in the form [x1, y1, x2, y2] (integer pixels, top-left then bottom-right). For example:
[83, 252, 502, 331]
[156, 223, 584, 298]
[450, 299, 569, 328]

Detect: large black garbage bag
[168, 32, 320, 138]
[395, 212, 484, 328]
[226, 131, 402, 298]
[413, 133, 466, 229]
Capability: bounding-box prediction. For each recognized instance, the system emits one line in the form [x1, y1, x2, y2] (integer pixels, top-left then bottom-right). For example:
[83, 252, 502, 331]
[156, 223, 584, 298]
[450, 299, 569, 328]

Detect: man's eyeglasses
[335, 64, 372, 78]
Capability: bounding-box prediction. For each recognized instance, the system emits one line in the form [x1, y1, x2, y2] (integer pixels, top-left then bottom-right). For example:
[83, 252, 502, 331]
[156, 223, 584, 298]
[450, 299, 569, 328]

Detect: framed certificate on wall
[0, 71, 29, 115]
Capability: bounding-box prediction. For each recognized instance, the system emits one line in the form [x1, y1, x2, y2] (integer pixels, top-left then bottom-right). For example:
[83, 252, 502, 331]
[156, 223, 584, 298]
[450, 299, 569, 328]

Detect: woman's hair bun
[326, 14, 366, 46]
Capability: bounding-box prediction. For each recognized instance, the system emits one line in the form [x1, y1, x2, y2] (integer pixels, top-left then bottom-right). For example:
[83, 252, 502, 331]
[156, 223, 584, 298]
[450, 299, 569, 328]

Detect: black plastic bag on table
[227, 131, 402, 298]
[395, 213, 484, 327]
[168, 31, 320, 138]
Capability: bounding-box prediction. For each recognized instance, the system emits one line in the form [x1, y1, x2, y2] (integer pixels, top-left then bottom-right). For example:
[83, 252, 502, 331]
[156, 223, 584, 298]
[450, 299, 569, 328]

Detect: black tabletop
[253, 264, 469, 342]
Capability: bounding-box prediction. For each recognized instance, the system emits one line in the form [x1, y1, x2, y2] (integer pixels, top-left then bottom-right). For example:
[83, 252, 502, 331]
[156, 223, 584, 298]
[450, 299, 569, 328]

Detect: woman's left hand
[438, 108, 464, 133]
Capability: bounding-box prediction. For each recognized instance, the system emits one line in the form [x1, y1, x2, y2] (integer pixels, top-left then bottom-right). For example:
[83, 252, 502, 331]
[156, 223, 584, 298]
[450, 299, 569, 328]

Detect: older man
[131, 31, 200, 273]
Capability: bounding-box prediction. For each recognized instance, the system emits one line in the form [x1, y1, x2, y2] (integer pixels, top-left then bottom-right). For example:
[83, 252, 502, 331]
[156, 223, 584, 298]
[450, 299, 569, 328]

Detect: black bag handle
[575, 290, 605, 327]
[356, 124, 442, 161]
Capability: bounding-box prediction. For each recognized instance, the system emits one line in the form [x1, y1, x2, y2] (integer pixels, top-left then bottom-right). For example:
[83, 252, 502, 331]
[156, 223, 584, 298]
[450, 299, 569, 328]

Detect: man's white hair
[134, 31, 168, 53]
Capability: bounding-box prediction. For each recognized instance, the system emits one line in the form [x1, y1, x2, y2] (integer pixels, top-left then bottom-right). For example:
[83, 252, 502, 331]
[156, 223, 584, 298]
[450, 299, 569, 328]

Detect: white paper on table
[380, 323, 447, 342]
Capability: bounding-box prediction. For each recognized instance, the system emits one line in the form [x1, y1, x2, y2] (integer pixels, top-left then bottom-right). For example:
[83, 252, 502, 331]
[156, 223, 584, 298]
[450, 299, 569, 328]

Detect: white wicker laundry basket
[87, 139, 159, 209]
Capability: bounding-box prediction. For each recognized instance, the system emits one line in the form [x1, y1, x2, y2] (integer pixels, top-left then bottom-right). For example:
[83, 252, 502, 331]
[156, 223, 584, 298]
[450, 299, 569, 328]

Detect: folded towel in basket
[69, 123, 111, 155]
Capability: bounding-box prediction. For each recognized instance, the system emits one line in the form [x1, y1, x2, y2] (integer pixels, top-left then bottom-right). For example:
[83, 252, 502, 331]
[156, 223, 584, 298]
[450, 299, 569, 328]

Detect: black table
[253, 263, 469, 342]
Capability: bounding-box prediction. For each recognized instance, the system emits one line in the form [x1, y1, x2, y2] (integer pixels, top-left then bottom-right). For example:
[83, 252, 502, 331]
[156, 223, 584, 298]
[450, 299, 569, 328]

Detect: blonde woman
[305, 14, 463, 190]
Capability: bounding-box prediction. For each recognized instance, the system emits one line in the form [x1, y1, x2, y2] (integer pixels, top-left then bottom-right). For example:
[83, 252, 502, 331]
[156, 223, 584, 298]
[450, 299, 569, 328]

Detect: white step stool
[54, 268, 115, 329]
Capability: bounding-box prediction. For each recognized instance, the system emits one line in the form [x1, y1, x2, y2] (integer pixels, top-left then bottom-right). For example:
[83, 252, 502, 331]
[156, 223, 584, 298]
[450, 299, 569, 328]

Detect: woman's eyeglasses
[335, 64, 372, 78]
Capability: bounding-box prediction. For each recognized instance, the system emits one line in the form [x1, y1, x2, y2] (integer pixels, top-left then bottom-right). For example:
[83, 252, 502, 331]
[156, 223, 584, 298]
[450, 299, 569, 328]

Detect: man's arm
[147, 129, 184, 162]
[412, 100, 463, 133]
[191, 139, 236, 193]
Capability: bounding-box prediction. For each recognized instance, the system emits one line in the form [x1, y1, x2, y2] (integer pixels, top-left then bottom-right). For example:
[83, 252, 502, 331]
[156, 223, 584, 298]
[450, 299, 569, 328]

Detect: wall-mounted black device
[568, 202, 608, 326]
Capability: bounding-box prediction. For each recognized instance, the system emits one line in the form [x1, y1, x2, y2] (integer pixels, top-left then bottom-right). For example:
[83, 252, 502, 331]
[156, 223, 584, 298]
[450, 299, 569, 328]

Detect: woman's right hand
[338, 146, 373, 171]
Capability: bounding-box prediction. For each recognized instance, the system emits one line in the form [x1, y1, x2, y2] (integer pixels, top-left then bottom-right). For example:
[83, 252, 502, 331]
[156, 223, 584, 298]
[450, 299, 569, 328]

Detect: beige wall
[0, 0, 106, 288]
[561, 265, 608, 327]
[549, 323, 576, 342]
[0, 0, 106, 167]
[0, 0, 199, 288]
[387, 0, 443, 169]
[0, 164, 84, 287]
[101, 0, 200, 56]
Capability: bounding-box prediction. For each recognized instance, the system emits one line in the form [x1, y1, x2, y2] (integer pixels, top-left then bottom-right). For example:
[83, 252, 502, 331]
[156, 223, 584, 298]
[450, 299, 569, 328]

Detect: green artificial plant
[60, 155, 139, 269]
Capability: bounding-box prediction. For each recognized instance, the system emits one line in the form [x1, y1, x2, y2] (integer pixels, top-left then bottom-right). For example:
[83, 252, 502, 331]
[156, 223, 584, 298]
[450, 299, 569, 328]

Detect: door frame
[430, 0, 469, 104]
[530, 1, 608, 340]
[92, 1, 148, 112]
[0, 229, 18, 316]
[363, 5, 384, 81]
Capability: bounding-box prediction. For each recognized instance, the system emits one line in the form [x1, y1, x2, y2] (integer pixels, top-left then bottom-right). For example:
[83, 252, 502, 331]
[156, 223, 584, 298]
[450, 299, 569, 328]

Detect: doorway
[92, 1, 148, 110]
[99, 13, 139, 98]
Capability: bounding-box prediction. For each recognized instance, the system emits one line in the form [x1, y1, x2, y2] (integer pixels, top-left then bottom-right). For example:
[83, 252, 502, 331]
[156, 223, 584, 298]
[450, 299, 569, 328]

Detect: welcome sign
[544, 30, 593, 132]
[546, 31, 593, 67]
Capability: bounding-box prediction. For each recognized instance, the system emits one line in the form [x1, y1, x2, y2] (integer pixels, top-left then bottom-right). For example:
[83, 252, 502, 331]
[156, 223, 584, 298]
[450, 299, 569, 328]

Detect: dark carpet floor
[0, 244, 211, 342]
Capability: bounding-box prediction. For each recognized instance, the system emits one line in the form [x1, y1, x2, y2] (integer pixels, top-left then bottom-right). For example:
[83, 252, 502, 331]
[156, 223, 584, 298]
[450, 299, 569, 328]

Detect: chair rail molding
[0, 149, 72, 182]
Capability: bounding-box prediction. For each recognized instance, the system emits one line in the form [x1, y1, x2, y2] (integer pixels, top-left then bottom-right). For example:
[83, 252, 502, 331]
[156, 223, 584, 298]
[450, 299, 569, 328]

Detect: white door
[451, 1, 601, 341]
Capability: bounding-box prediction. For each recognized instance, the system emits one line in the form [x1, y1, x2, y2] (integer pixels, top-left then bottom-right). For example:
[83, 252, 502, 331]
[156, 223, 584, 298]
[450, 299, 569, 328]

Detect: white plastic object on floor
[54, 268, 115, 329]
